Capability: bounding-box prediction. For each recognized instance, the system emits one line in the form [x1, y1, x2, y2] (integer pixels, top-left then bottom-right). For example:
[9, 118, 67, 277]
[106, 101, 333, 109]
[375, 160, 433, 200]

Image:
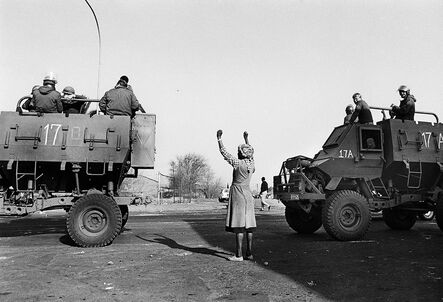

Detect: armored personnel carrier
[274, 107, 443, 241]
[0, 97, 155, 247]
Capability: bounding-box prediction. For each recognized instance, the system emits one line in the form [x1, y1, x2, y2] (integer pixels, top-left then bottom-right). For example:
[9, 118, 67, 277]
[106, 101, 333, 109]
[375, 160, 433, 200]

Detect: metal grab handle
[83, 127, 114, 144]
[370, 106, 439, 123]
[398, 130, 424, 151]
[13, 125, 42, 149]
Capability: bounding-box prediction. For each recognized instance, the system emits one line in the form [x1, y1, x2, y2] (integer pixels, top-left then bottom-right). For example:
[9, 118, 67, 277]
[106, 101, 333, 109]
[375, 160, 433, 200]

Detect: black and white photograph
[1, 1, 443, 301]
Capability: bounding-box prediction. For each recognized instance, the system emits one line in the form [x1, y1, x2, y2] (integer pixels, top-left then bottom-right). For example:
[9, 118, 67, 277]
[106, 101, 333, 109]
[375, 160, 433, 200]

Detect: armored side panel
[0, 112, 130, 162]
[0, 112, 131, 193]
[380, 119, 443, 164]
[379, 119, 443, 192]
[131, 114, 156, 169]
[313, 123, 384, 180]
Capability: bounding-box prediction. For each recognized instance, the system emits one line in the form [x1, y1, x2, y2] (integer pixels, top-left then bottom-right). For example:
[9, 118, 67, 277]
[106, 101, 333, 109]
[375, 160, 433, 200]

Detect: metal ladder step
[15, 160, 37, 190]
[366, 178, 390, 198]
[404, 160, 422, 189]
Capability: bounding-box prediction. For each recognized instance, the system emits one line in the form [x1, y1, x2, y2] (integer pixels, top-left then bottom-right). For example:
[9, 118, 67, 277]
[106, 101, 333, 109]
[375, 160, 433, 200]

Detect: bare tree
[170, 153, 221, 201]
[199, 170, 223, 198]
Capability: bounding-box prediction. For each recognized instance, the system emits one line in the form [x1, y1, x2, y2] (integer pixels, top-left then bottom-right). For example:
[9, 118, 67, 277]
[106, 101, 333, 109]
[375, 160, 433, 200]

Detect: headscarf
[238, 144, 255, 173]
[238, 144, 254, 159]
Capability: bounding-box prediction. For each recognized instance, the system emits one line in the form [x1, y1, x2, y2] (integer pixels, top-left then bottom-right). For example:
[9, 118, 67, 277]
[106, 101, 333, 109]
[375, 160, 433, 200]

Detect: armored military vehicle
[0, 97, 155, 247]
[274, 107, 443, 241]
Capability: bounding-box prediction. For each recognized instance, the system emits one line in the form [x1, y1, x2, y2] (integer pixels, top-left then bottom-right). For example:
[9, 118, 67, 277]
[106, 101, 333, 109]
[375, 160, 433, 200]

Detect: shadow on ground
[0, 215, 66, 237]
[136, 234, 232, 260]
[184, 214, 443, 302]
[2, 210, 443, 301]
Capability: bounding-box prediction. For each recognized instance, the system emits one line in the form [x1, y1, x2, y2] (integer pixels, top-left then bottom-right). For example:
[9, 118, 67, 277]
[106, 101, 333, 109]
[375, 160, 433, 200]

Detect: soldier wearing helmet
[343, 104, 356, 125]
[32, 72, 63, 113]
[389, 85, 416, 121]
[348, 93, 373, 124]
[22, 85, 41, 111]
[99, 75, 140, 117]
[61, 86, 88, 114]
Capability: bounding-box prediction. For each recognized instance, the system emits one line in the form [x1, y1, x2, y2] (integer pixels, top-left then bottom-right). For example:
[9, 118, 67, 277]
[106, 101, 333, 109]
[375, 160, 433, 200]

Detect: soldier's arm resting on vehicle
[131, 95, 140, 112]
[98, 94, 108, 113]
[217, 130, 240, 168]
[130, 95, 140, 117]
[56, 97, 63, 113]
[348, 104, 361, 124]
[392, 100, 413, 116]
[22, 97, 35, 111]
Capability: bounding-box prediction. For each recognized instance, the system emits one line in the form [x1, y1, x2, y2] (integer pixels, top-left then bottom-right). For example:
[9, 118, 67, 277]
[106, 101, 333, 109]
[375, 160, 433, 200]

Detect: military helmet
[345, 104, 354, 114]
[43, 72, 58, 84]
[398, 85, 410, 92]
[62, 86, 75, 95]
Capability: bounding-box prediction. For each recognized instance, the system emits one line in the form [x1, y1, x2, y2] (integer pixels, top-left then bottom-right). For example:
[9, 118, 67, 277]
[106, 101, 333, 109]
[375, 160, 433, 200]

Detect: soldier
[61, 86, 88, 114]
[99, 75, 140, 117]
[22, 85, 40, 112]
[389, 85, 416, 121]
[343, 104, 355, 125]
[32, 73, 63, 113]
[348, 93, 373, 124]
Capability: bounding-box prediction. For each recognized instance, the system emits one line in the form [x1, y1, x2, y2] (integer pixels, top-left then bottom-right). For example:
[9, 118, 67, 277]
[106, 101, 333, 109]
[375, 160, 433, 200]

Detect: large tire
[67, 194, 122, 247]
[285, 206, 322, 234]
[382, 209, 416, 230]
[322, 190, 371, 241]
[435, 193, 443, 231]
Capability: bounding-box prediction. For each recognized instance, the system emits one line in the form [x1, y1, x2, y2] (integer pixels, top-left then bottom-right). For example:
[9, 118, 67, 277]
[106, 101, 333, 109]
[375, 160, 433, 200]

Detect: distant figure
[259, 177, 270, 211]
[217, 129, 256, 262]
[343, 104, 356, 125]
[61, 86, 88, 114]
[366, 138, 376, 149]
[32, 72, 63, 113]
[348, 93, 373, 124]
[22, 85, 40, 111]
[389, 85, 416, 121]
[99, 75, 140, 116]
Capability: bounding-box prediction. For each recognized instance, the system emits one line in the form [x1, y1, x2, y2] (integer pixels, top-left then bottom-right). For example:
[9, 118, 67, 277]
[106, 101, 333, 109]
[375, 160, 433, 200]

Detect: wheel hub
[340, 206, 360, 227]
[82, 210, 107, 233]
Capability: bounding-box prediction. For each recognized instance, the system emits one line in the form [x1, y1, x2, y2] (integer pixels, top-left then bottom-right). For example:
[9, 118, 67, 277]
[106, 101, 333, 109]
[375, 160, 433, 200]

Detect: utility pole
[157, 172, 161, 203]
[172, 163, 175, 203]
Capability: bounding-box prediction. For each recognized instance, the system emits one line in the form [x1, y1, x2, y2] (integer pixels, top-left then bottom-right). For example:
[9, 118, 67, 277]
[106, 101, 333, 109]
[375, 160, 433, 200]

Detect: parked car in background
[218, 188, 229, 203]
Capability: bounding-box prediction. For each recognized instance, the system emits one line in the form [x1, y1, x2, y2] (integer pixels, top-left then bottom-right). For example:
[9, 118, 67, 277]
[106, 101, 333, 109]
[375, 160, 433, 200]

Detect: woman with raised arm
[217, 129, 256, 261]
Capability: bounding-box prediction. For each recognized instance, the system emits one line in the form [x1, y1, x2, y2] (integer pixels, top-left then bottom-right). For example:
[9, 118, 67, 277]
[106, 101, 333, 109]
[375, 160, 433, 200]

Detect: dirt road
[0, 202, 442, 301]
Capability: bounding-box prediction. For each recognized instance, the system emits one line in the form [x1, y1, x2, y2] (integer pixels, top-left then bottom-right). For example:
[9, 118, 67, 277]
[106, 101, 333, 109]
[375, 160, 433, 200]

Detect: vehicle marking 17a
[339, 149, 354, 158]
[423, 132, 443, 149]
[43, 124, 62, 145]
[422, 132, 432, 148]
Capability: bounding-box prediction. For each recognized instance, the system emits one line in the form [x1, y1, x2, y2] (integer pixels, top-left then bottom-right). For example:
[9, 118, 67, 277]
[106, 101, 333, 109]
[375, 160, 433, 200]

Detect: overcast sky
[1, 0, 443, 190]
